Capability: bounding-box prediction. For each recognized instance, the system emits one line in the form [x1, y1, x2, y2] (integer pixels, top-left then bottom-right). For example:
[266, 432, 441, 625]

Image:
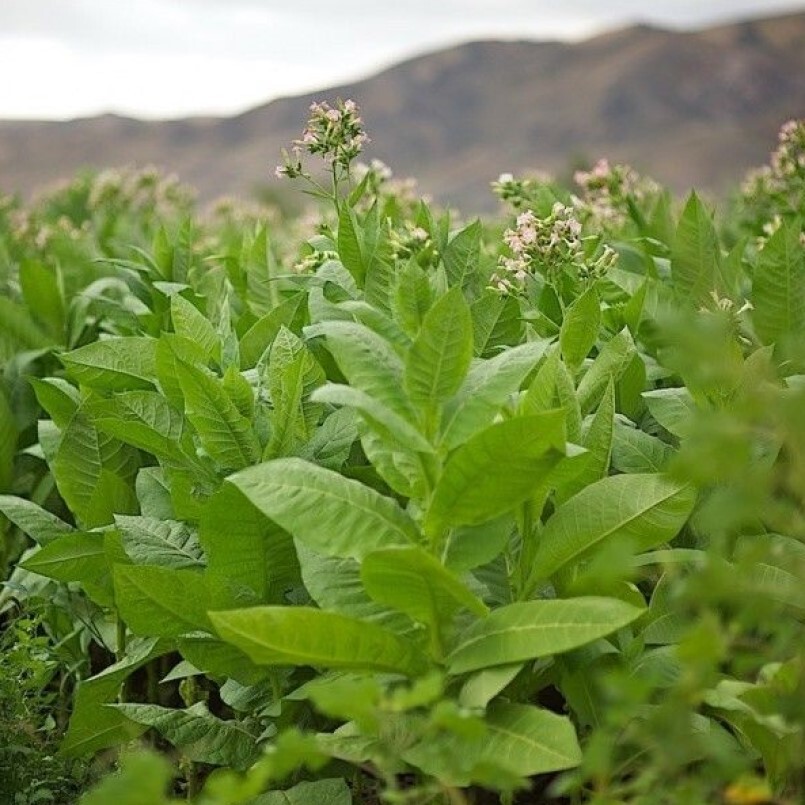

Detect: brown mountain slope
[0, 11, 803, 212]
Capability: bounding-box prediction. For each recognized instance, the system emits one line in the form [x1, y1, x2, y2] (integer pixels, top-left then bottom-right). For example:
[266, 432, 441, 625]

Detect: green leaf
[210, 606, 427, 676]
[471, 291, 523, 357]
[313, 320, 415, 421]
[0, 389, 17, 492]
[459, 663, 523, 708]
[264, 327, 324, 458]
[111, 702, 259, 769]
[171, 293, 220, 362]
[448, 597, 643, 674]
[20, 259, 65, 338]
[0, 296, 52, 359]
[0, 495, 74, 546]
[560, 286, 601, 371]
[252, 779, 352, 805]
[298, 407, 357, 470]
[176, 359, 260, 471]
[752, 219, 805, 345]
[529, 474, 696, 585]
[29, 377, 80, 429]
[89, 390, 192, 466]
[296, 542, 414, 635]
[642, 387, 696, 438]
[200, 482, 299, 606]
[392, 259, 432, 338]
[441, 340, 550, 449]
[312, 384, 432, 453]
[442, 220, 481, 288]
[481, 703, 582, 776]
[361, 547, 488, 632]
[114, 565, 211, 636]
[576, 328, 635, 414]
[671, 192, 728, 305]
[61, 337, 158, 391]
[79, 750, 173, 805]
[52, 407, 139, 528]
[405, 287, 473, 414]
[229, 458, 419, 560]
[338, 205, 366, 285]
[115, 515, 204, 569]
[61, 638, 167, 757]
[611, 421, 674, 473]
[425, 411, 566, 533]
[443, 515, 513, 573]
[239, 292, 306, 370]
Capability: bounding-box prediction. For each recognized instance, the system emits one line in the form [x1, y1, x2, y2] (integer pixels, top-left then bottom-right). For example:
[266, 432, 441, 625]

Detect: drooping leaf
[111, 702, 259, 769]
[211, 606, 427, 676]
[229, 458, 419, 560]
[0, 495, 74, 546]
[61, 337, 158, 391]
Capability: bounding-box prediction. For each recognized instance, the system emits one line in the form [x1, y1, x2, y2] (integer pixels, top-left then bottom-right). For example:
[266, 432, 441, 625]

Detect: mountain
[1, 11, 803, 212]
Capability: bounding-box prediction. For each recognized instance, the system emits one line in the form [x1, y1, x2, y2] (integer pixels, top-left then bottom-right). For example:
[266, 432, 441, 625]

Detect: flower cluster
[388, 221, 435, 263]
[573, 159, 659, 229]
[276, 99, 368, 179]
[292, 248, 340, 275]
[491, 171, 554, 210]
[491, 204, 617, 294]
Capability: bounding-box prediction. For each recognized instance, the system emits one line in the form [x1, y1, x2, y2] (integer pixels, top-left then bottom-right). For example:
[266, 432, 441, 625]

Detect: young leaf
[405, 287, 473, 414]
[228, 457, 420, 560]
[442, 220, 481, 288]
[360, 546, 488, 633]
[671, 192, 729, 305]
[576, 328, 635, 414]
[171, 293, 220, 363]
[239, 292, 307, 370]
[752, 219, 805, 346]
[448, 597, 643, 674]
[392, 259, 432, 338]
[0, 495, 74, 545]
[337, 205, 366, 285]
[560, 286, 601, 371]
[425, 411, 566, 534]
[210, 606, 427, 676]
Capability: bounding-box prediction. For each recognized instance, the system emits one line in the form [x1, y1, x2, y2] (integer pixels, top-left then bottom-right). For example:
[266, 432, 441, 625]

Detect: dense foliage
[0, 106, 803, 805]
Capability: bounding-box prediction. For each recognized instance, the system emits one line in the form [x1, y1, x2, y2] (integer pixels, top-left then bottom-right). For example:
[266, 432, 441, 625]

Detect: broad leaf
[211, 606, 427, 676]
[115, 515, 204, 569]
[61, 337, 157, 391]
[448, 597, 643, 674]
[229, 458, 419, 560]
[425, 411, 566, 534]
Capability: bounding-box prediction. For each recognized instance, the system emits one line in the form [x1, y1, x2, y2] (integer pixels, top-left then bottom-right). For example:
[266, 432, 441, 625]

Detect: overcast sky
[1, 0, 802, 120]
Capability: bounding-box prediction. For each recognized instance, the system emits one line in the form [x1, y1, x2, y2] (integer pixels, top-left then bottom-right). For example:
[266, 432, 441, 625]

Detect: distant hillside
[1, 10, 803, 211]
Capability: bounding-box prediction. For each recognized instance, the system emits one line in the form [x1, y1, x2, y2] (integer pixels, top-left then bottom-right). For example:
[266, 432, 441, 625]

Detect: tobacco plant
[0, 110, 803, 804]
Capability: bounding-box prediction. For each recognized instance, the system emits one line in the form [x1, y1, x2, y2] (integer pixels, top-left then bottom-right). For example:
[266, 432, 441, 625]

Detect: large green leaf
[0, 495, 74, 546]
[481, 703, 582, 776]
[448, 597, 643, 674]
[471, 291, 523, 357]
[200, 482, 299, 606]
[392, 259, 432, 338]
[229, 458, 419, 560]
[111, 702, 259, 769]
[442, 219, 481, 288]
[115, 515, 204, 569]
[528, 473, 696, 586]
[171, 294, 220, 362]
[752, 219, 805, 345]
[312, 384, 432, 453]
[264, 326, 324, 458]
[671, 192, 730, 305]
[440, 340, 550, 449]
[253, 779, 352, 805]
[576, 328, 635, 414]
[425, 411, 566, 534]
[405, 287, 473, 414]
[313, 320, 415, 420]
[113, 565, 211, 636]
[239, 292, 306, 369]
[176, 359, 260, 471]
[338, 205, 366, 285]
[210, 606, 427, 676]
[560, 286, 601, 371]
[61, 638, 168, 757]
[360, 546, 488, 633]
[61, 337, 158, 391]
